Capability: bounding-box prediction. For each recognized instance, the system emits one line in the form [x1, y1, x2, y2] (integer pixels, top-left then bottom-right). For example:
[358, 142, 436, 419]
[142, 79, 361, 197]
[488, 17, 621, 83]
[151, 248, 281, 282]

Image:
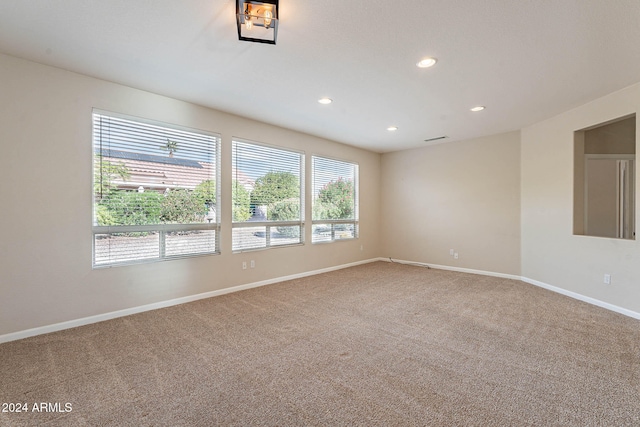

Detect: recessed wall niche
[573, 114, 636, 239]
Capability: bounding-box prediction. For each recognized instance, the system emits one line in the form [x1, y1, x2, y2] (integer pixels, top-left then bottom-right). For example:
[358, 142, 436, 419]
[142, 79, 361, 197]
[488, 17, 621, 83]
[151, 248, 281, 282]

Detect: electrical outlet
[242, 261, 247, 270]
[250, 260, 255, 268]
[454, 252, 459, 259]
[360, 245, 363, 251]
[604, 274, 611, 285]
[450, 249, 455, 256]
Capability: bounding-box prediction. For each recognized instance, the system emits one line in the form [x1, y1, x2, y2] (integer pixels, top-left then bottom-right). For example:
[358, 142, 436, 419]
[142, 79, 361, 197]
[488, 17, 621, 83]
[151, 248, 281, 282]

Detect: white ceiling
[1, 1, 639, 153]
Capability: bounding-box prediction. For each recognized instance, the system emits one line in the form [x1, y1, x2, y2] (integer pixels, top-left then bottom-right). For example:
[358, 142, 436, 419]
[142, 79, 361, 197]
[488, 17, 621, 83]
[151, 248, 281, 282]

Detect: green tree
[315, 178, 354, 219]
[193, 180, 216, 207]
[232, 180, 251, 222]
[94, 156, 130, 198]
[250, 171, 299, 207]
[162, 139, 178, 157]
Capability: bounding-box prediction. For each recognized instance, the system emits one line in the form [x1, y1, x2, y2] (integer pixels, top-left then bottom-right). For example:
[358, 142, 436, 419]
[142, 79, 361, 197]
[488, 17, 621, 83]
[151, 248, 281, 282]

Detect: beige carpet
[1, 262, 639, 426]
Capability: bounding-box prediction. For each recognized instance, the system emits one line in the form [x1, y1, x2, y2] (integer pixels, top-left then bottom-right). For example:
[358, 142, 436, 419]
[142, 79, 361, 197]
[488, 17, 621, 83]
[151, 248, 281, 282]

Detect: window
[573, 115, 635, 239]
[232, 139, 304, 251]
[92, 111, 220, 267]
[312, 156, 358, 243]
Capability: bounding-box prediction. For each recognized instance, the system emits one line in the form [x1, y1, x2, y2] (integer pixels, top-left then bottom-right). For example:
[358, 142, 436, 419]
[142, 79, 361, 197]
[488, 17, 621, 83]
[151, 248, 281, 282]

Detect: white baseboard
[381, 257, 521, 280]
[521, 277, 640, 320]
[381, 257, 640, 320]
[0, 258, 379, 344]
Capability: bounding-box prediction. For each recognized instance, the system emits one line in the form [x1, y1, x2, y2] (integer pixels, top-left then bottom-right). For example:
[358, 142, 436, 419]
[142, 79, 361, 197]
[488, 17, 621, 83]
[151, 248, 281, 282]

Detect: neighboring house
[102, 149, 215, 192]
[102, 149, 256, 194]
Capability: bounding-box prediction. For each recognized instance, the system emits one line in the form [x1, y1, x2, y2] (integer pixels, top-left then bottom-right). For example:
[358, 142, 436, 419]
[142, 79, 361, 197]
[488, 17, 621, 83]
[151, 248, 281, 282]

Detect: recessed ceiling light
[470, 106, 486, 112]
[416, 57, 437, 68]
[387, 126, 398, 131]
[318, 97, 332, 105]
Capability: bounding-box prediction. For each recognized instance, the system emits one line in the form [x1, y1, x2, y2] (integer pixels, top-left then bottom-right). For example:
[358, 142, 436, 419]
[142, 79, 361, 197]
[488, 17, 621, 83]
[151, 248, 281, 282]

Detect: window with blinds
[232, 139, 304, 251]
[92, 111, 220, 267]
[312, 156, 358, 243]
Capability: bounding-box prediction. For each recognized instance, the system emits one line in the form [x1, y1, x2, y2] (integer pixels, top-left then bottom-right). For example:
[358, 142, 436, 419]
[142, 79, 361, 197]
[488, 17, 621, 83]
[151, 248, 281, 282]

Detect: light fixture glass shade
[236, 0, 279, 44]
[263, 10, 272, 28]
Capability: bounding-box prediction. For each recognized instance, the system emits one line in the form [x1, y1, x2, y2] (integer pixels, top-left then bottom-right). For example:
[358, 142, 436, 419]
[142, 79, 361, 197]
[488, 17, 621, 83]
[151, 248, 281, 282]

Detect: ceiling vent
[424, 136, 448, 143]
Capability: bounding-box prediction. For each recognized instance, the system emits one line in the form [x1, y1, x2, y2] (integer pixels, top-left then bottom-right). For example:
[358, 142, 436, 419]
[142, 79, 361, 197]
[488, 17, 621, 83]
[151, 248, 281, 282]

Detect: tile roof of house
[101, 149, 204, 169]
[101, 150, 254, 192]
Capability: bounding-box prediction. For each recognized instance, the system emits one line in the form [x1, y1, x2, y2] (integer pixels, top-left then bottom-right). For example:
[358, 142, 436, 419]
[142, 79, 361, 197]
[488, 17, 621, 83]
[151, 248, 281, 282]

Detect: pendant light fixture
[236, 0, 279, 45]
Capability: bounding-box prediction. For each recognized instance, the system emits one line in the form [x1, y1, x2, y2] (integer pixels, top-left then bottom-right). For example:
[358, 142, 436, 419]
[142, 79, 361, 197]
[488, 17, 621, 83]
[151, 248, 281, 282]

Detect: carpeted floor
[1, 261, 639, 426]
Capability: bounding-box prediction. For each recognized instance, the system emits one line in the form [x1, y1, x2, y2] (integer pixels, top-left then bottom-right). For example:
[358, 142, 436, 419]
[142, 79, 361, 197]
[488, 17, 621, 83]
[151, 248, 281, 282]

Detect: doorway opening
[574, 115, 636, 239]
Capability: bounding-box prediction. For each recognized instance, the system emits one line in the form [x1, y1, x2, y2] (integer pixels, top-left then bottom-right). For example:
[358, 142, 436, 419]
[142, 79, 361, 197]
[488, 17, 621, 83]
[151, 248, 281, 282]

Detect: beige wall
[0, 53, 381, 336]
[521, 83, 640, 313]
[380, 132, 522, 276]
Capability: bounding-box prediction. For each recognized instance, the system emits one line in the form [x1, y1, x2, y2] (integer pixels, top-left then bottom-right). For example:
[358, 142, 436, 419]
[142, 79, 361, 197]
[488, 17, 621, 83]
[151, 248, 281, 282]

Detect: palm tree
[163, 139, 178, 157]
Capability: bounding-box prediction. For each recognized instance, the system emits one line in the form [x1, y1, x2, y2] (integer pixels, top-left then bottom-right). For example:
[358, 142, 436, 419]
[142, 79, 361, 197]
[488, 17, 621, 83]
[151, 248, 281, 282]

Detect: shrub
[268, 198, 300, 221]
[95, 204, 117, 226]
[160, 189, 205, 223]
[268, 198, 300, 237]
[99, 191, 163, 226]
[313, 200, 342, 220]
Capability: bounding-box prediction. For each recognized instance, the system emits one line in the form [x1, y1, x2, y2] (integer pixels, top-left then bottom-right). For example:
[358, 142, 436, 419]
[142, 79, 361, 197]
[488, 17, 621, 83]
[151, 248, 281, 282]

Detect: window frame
[231, 138, 305, 253]
[311, 155, 359, 244]
[92, 110, 221, 268]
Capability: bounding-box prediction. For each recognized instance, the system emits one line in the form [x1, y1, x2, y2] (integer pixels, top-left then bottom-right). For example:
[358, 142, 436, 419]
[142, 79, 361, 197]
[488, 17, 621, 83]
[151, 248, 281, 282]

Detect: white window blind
[232, 139, 304, 251]
[93, 111, 219, 267]
[312, 156, 358, 243]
